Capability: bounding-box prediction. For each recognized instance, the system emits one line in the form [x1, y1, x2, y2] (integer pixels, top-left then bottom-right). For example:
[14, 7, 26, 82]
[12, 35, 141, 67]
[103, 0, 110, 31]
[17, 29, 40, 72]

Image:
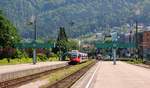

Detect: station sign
[96, 42, 136, 48]
[14, 42, 54, 49]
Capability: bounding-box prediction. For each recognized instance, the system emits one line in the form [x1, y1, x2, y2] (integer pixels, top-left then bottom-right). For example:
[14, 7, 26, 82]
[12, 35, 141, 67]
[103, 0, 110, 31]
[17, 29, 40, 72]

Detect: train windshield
[71, 53, 78, 58]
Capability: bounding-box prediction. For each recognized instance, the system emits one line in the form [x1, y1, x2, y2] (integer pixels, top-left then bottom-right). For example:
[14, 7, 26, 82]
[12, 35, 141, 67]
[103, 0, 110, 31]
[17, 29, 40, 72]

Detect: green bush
[50, 53, 58, 58]
[0, 58, 32, 65]
[12, 49, 28, 59]
[37, 53, 48, 62]
[128, 59, 143, 64]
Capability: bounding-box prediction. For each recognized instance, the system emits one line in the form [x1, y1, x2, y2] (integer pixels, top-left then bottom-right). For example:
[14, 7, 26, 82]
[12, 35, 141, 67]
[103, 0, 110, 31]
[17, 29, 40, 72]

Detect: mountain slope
[0, 0, 149, 39]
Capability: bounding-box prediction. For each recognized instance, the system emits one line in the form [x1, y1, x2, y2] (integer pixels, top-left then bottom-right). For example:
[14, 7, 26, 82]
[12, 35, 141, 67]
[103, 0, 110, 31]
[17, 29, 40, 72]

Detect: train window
[78, 54, 81, 58]
[71, 53, 78, 58]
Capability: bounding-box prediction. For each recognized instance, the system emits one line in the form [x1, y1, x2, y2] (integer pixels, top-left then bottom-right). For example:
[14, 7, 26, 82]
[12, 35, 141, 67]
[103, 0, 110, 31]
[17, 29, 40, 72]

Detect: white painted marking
[85, 61, 101, 88]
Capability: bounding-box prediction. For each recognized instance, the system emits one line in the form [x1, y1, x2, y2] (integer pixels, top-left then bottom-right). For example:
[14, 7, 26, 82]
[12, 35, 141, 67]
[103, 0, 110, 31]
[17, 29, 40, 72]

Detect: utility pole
[129, 30, 132, 58]
[113, 48, 116, 65]
[56, 44, 61, 61]
[135, 21, 138, 59]
[29, 15, 37, 64]
[111, 32, 118, 65]
[134, 7, 140, 60]
[33, 16, 37, 64]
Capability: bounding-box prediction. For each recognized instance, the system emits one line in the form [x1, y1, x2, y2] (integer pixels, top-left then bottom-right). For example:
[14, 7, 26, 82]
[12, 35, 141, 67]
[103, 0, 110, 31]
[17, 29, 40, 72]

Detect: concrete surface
[18, 79, 49, 88]
[0, 61, 68, 82]
[71, 61, 101, 88]
[72, 61, 150, 88]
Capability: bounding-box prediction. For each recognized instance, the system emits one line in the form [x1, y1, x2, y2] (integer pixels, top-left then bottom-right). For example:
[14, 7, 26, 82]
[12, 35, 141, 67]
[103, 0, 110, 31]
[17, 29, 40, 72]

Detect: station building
[138, 31, 150, 61]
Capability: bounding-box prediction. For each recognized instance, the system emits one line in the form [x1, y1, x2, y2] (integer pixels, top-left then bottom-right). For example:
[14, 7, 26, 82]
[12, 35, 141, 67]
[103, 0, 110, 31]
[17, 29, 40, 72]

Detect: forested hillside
[0, 0, 149, 39]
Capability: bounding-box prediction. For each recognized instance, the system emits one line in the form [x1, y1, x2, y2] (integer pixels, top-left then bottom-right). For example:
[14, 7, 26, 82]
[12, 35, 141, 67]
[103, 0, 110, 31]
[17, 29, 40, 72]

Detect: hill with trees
[0, 0, 149, 39]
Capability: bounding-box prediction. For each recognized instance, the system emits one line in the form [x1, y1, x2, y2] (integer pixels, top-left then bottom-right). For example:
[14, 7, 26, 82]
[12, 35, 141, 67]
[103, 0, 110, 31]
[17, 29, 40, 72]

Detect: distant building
[96, 33, 102, 38]
[146, 26, 150, 31]
[139, 31, 150, 61]
[82, 44, 93, 48]
[118, 33, 125, 43]
[118, 32, 134, 44]
[96, 33, 104, 41]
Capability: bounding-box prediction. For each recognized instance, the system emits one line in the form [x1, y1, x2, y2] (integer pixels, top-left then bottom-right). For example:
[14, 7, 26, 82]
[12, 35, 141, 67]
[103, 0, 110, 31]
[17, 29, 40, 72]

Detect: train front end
[69, 52, 81, 64]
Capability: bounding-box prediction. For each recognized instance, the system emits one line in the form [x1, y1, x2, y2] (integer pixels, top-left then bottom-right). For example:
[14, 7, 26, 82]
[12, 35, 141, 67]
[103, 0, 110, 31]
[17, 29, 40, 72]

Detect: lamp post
[134, 7, 141, 59]
[135, 21, 138, 59]
[29, 15, 37, 64]
[129, 30, 132, 58]
[111, 32, 118, 65]
[33, 16, 37, 64]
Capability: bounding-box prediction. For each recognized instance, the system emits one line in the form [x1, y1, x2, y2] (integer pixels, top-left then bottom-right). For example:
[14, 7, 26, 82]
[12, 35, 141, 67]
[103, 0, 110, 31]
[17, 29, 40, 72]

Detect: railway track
[0, 61, 96, 88]
[46, 61, 96, 88]
[0, 65, 71, 88]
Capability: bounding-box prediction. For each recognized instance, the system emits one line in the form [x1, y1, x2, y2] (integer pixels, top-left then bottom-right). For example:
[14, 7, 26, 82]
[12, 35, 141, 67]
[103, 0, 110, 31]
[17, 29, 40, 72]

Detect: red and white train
[68, 50, 88, 64]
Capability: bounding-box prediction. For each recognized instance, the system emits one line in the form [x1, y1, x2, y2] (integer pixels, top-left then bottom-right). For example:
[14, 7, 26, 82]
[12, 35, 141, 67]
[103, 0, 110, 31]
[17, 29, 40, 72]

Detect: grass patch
[48, 57, 59, 61]
[0, 58, 32, 65]
[41, 60, 95, 88]
[0, 57, 60, 65]
[127, 59, 143, 64]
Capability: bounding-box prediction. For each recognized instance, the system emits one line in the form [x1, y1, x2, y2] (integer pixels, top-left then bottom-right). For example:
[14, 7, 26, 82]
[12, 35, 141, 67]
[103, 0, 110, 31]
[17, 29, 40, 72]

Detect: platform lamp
[111, 32, 118, 65]
[134, 7, 141, 59]
[28, 15, 37, 64]
[129, 30, 132, 58]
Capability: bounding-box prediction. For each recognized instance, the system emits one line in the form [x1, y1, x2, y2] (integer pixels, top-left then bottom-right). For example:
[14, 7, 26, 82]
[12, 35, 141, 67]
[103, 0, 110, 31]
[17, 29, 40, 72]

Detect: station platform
[0, 61, 68, 82]
[72, 61, 150, 88]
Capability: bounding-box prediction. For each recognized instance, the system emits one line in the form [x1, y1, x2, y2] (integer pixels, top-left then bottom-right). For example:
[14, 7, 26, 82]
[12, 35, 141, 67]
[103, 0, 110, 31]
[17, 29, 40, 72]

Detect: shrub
[37, 53, 48, 62]
[12, 49, 28, 59]
[0, 58, 32, 65]
[128, 58, 143, 64]
[50, 53, 58, 57]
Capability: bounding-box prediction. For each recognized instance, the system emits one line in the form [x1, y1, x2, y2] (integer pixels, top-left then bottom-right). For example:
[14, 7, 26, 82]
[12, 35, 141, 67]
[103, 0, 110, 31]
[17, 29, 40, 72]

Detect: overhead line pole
[33, 16, 37, 64]
[135, 21, 138, 59]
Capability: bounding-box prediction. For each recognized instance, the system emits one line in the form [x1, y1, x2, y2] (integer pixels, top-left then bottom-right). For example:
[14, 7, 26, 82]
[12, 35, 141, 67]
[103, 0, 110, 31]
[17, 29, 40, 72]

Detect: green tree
[57, 27, 68, 42]
[47, 39, 55, 44]
[56, 27, 68, 52]
[0, 11, 20, 48]
[52, 27, 68, 60]
[66, 40, 79, 50]
[57, 27, 68, 47]
[0, 10, 20, 60]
